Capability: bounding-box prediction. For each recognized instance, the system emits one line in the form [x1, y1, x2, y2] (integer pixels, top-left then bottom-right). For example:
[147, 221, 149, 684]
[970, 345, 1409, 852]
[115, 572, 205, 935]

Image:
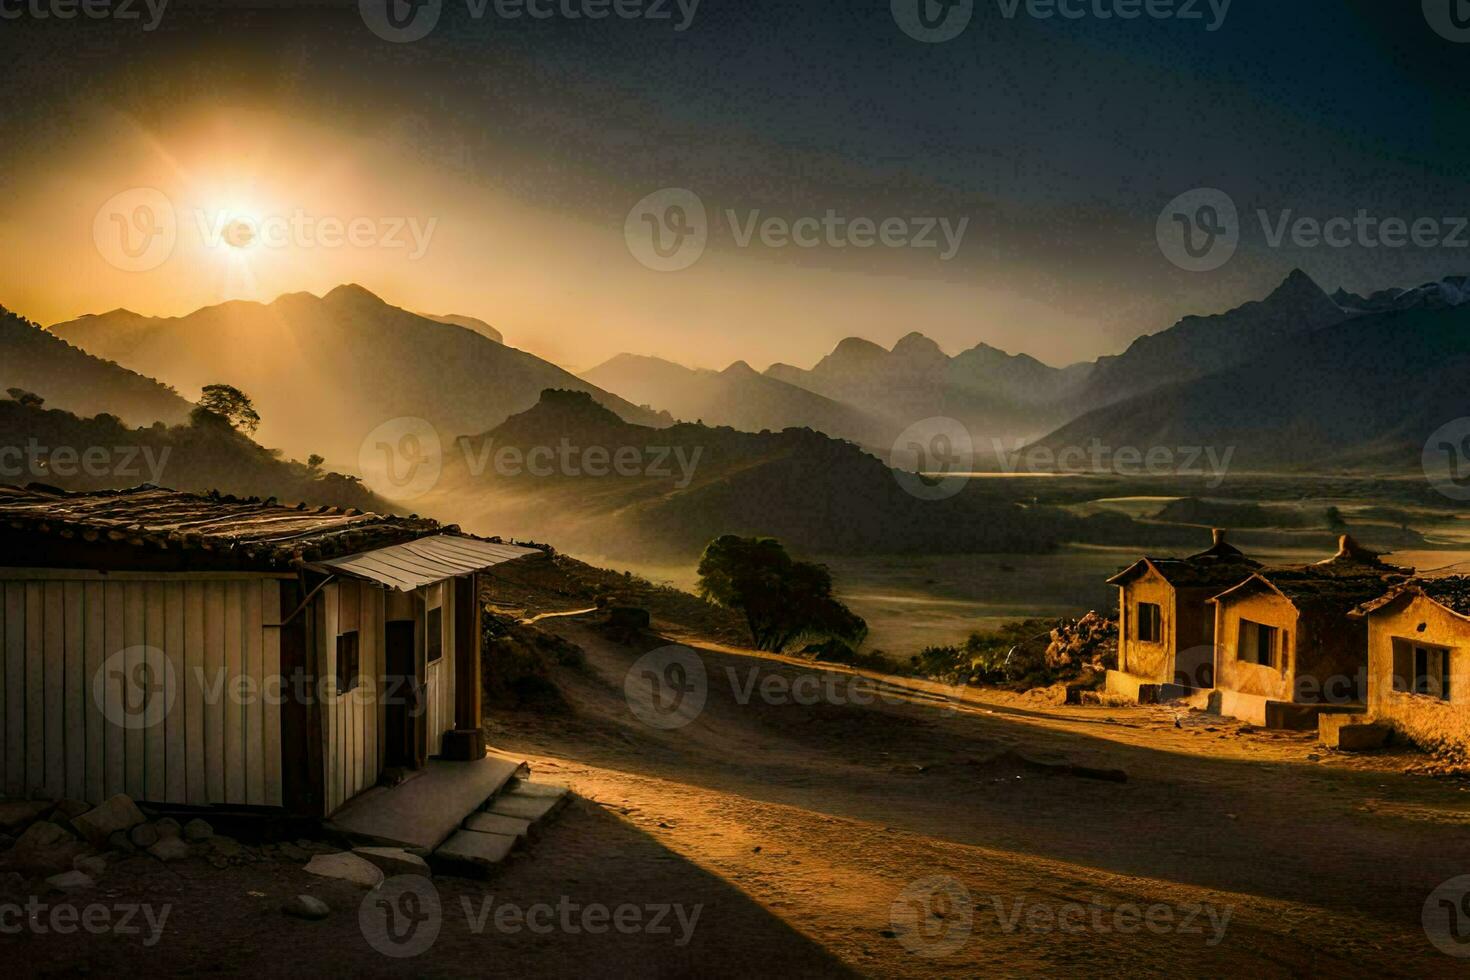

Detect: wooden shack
[0, 484, 537, 817]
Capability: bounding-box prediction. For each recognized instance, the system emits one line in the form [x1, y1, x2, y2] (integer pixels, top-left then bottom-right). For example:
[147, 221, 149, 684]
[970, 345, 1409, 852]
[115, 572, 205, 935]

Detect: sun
[222, 215, 259, 250]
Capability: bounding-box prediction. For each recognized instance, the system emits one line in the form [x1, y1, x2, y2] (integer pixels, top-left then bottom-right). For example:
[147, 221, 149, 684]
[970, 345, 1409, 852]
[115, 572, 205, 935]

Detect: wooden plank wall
[0, 575, 283, 807]
[317, 580, 386, 816]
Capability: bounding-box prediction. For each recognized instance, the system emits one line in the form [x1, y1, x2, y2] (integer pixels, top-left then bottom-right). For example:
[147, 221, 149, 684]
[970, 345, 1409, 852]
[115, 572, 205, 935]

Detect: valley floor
[16, 620, 1470, 977]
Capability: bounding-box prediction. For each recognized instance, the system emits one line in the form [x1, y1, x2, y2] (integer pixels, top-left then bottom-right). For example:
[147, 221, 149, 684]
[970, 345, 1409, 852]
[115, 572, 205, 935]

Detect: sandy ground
[13, 621, 1470, 977]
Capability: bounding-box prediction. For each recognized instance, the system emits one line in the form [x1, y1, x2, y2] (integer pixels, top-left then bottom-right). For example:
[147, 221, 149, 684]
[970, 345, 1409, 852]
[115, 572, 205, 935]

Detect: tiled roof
[1352, 576, 1470, 619]
[0, 484, 447, 568]
[1107, 530, 1260, 588]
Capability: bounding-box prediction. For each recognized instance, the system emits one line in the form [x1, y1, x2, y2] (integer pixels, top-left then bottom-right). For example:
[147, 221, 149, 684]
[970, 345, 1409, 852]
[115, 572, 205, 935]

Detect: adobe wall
[1215, 590, 1296, 702]
[1367, 594, 1470, 761]
[1117, 572, 1173, 683]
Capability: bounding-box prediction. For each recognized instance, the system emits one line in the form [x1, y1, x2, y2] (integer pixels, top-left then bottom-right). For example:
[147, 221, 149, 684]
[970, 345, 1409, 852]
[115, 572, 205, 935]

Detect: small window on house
[1238, 620, 1278, 667]
[1136, 602, 1162, 643]
[337, 631, 360, 693]
[1413, 645, 1452, 701]
[426, 606, 443, 663]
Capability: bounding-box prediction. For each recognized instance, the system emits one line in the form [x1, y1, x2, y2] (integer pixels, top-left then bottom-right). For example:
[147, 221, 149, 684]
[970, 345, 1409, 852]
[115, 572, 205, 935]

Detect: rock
[54, 799, 92, 821]
[148, 838, 191, 862]
[210, 836, 244, 859]
[281, 895, 331, 920]
[353, 846, 431, 877]
[153, 817, 182, 840]
[71, 795, 146, 847]
[0, 871, 24, 897]
[129, 823, 160, 849]
[44, 870, 94, 892]
[9, 819, 73, 852]
[72, 853, 108, 877]
[45, 875, 94, 899]
[304, 852, 384, 889]
[276, 842, 310, 862]
[182, 818, 213, 842]
[107, 829, 139, 854]
[0, 800, 53, 833]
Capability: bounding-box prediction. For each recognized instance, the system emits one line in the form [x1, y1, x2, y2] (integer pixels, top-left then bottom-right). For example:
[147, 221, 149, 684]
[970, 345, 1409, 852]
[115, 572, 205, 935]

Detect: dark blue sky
[2, 0, 1467, 359]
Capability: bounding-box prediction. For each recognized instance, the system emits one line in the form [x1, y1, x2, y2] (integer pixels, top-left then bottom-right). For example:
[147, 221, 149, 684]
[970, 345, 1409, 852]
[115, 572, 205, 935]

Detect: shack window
[1238, 620, 1278, 667]
[1136, 602, 1162, 643]
[426, 606, 443, 663]
[337, 631, 360, 693]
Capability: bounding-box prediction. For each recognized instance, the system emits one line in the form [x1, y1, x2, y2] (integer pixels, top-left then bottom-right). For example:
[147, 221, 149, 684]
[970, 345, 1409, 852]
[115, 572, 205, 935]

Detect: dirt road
[15, 623, 1470, 977]
[484, 623, 1470, 977]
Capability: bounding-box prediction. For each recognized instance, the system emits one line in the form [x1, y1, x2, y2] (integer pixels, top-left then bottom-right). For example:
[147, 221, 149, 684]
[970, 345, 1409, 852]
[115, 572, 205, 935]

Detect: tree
[5, 387, 43, 408]
[193, 384, 260, 435]
[697, 535, 867, 652]
[306, 454, 325, 476]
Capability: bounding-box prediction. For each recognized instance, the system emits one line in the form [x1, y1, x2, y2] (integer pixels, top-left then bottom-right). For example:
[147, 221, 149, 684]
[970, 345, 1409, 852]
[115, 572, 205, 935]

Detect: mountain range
[582, 354, 891, 447]
[49, 286, 667, 464]
[1033, 299, 1470, 472]
[429, 388, 1205, 559]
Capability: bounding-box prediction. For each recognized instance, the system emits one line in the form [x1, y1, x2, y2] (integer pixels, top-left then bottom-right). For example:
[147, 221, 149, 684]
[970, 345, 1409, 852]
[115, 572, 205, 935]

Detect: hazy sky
[0, 0, 1466, 371]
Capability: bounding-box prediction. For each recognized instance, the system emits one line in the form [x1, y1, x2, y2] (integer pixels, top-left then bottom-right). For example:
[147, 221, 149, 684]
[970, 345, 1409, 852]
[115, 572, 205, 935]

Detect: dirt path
[482, 623, 1470, 977]
[15, 624, 1470, 977]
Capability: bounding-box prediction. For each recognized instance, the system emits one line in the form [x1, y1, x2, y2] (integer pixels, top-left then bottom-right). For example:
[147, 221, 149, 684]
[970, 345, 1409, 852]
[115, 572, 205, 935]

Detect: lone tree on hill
[697, 534, 867, 652]
[193, 383, 261, 435]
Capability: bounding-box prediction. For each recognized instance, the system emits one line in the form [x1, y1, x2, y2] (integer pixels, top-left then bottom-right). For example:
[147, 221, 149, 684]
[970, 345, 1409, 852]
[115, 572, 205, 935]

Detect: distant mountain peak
[323, 283, 387, 306]
[1265, 267, 1328, 303]
[721, 359, 758, 377]
[830, 336, 887, 360]
[891, 331, 945, 359]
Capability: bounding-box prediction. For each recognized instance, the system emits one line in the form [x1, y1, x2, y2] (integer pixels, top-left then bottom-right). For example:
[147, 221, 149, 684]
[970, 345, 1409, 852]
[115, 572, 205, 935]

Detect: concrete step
[464, 811, 533, 840]
[433, 829, 518, 876]
[1319, 713, 1391, 751]
[485, 782, 570, 824]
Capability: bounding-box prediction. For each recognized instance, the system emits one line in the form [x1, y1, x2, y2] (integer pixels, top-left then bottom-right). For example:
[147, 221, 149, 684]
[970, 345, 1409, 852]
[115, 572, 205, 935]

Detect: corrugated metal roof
[316, 534, 539, 591]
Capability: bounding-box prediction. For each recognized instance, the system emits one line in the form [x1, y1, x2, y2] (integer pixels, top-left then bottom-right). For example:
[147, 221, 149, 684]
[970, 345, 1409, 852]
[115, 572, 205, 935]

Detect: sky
[0, 0, 1466, 372]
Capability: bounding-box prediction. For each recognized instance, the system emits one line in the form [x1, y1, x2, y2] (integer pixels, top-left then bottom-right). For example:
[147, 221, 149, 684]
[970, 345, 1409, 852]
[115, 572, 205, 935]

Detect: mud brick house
[0, 484, 537, 818]
[1350, 576, 1470, 759]
[1105, 529, 1259, 702]
[1207, 535, 1407, 729]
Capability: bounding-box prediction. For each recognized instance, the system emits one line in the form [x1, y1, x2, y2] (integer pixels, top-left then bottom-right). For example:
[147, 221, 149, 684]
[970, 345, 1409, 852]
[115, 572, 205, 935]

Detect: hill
[418, 312, 503, 344]
[426, 389, 1208, 560]
[50, 286, 667, 464]
[582, 353, 891, 448]
[0, 304, 191, 427]
[0, 396, 389, 511]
